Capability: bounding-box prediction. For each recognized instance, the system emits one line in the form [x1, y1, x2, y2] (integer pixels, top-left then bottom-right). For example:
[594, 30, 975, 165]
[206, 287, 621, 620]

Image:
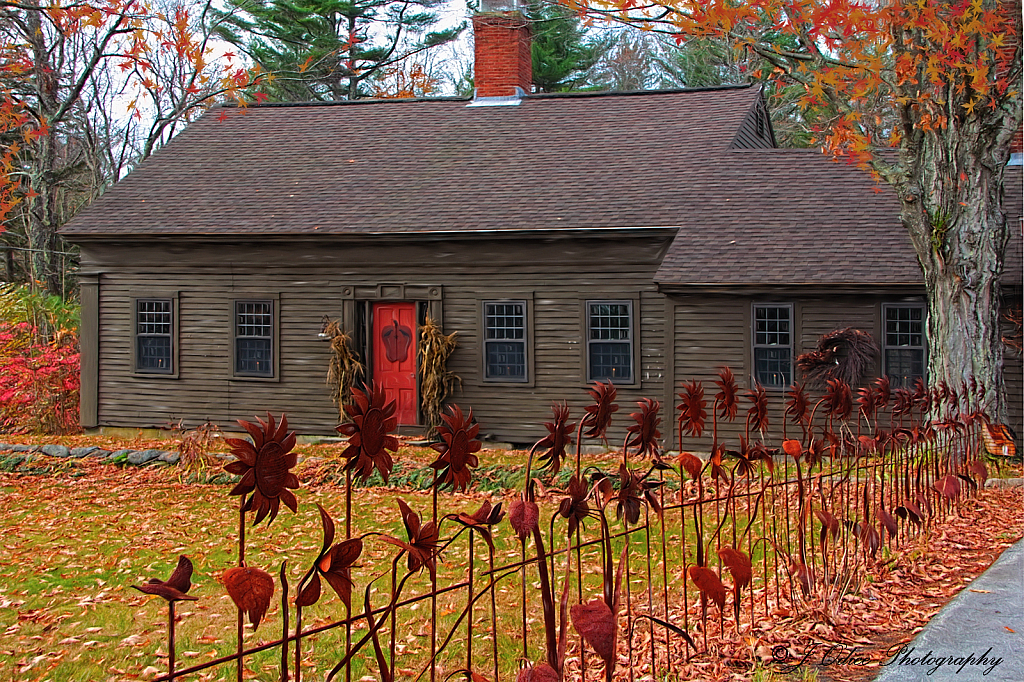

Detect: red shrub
[0, 323, 80, 434]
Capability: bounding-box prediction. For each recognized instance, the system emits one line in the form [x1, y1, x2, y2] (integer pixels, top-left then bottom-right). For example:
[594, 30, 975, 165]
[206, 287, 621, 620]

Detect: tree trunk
[25, 2, 63, 296]
[882, 109, 1019, 425]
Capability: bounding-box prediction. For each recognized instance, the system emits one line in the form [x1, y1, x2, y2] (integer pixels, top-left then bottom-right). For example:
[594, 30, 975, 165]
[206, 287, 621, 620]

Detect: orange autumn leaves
[601, 0, 1019, 160]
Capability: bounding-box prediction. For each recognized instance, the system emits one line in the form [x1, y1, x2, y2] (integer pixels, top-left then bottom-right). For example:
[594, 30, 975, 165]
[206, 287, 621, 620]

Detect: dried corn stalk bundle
[419, 315, 460, 439]
[324, 318, 364, 421]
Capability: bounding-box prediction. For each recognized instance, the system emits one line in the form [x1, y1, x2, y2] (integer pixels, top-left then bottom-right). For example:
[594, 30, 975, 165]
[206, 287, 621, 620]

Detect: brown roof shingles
[62, 87, 760, 237]
[61, 86, 1022, 287]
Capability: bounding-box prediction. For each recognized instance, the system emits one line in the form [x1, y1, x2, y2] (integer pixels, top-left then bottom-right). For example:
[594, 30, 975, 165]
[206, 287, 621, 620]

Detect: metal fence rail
[130, 371, 1000, 681]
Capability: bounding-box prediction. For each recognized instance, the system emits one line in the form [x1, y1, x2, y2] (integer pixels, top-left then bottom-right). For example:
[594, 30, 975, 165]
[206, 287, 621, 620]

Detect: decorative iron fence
[130, 370, 1002, 681]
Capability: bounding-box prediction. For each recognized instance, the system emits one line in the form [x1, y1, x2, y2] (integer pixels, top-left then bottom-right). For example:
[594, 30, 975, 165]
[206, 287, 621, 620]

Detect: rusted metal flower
[449, 499, 505, 551]
[297, 504, 363, 609]
[336, 385, 400, 483]
[746, 383, 769, 433]
[615, 463, 662, 525]
[858, 385, 878, 422]
[823, 379, 853, 421]
[536, 401, 575, 474]
[582, 381, 618, 440]
[625, 398, 662, 459]
[133, 555, 198, 602]
[396, 499, 439, 579]
[728, 437, 757, 478]
[558, 475, 590, 536]
[912, 377, 929, 408]
[892, 387, 915, 417]
[709, 445, 729, 483]
[677, 380, 707, 438]
[785, 383, 811, 429]
[714, 366, 739, 421]
[224, 413, 299, 525]
[804, 438, 828, 467]
[873, 375, 891, 409]
[429, 404, 481, 491]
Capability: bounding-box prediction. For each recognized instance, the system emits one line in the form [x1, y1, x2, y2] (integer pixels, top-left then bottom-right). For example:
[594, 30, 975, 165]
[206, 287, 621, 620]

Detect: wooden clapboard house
[61, 10, 1023, 446]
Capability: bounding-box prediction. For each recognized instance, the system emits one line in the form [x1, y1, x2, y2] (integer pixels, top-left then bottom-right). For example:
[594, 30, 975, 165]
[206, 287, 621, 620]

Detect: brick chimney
[473, 1, 532, 98]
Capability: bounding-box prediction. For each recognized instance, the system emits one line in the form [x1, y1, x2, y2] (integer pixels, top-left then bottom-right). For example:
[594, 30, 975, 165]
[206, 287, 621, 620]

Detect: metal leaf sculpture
[515, 663, 560, 682]
[224, 413, 299, 526]
[678, 451, 703, 481]
[508, 497, 540, 541]
[133, 555, 198, 603]
[789, 558, 813, 596]
[570, 598, 616, 663]
[814, 508, 841, 550]
[969, 460, 989, 487]
[895, 502, 923, 527]
[714, 366, 740, 421]
[430, 404, 482, 491]
[935, 474, 962, 499]
[222, 566, 274, 629]
[782, 439, 803, 461]
[625, 397, 662, 459]
[337, 385, 400, 483]
[582, 381, 618, 440]
[297, 504, 362, 609]
[852, 522, 881, 557]
[795, 328, 878, 387]
[536, 401, 575, 474]
[877, 507, 898, 539]
[677, 380, 707, 439]
[718, 546, 752, 624]
[689, 565, 727, 612]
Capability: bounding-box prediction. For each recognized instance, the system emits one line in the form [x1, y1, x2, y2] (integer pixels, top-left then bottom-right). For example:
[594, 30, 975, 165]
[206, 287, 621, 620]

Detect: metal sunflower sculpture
[536, 401, 575, 474]
[429, 404, 481, 491]
[582, 380, 618, 440]
[224, 413, 300, 526]
[336, 384, 400, 483]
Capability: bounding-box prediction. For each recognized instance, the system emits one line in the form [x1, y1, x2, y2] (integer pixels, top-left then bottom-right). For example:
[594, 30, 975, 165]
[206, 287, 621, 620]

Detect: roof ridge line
[215, 83, 757, 109]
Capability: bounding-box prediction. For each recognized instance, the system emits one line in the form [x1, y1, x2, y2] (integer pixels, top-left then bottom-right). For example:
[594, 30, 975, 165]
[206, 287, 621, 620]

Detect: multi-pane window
[587, 301, 633, 382]
[484, 301, 527, 381]
[235, 300, 274, 377]
[753, 304, 792, 388]
[884, 304, 925, 387]
[135, 299, 173, 373]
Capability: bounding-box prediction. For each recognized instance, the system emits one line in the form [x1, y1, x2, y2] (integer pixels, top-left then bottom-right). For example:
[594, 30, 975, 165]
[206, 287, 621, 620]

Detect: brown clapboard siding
[668, 293, 931, 451]
[671, 295, 750, 451]
[83, 234, 672, 442]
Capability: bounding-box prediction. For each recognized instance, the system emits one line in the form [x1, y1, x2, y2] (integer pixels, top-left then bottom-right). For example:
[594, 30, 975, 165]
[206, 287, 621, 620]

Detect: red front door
[372, 302, 418, 425]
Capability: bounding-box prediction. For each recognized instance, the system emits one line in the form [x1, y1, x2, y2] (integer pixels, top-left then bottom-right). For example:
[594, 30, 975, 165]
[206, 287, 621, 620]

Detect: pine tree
[526, 2, 609, 92]
[212, 0, 462, 101]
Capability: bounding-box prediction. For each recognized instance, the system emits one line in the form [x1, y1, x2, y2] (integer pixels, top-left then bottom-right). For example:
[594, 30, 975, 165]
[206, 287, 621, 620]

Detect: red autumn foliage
[0, 323, 80, 434]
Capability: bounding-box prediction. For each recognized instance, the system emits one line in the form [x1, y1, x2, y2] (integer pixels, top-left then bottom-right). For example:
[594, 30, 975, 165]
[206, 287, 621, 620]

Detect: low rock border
[0, 442, 180, 465]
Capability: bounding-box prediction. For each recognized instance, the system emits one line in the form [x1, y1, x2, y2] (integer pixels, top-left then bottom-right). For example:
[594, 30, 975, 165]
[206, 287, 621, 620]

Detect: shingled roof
[61, 86, 766, 237]
[61, 85, 1022, 287]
